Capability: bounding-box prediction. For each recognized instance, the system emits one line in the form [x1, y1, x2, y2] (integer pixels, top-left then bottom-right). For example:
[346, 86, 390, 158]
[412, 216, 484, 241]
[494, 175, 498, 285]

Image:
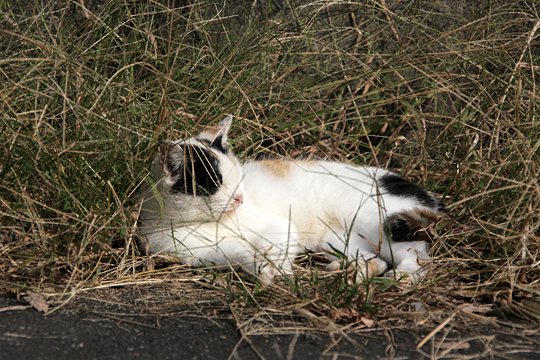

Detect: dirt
[1, 291, 539, 360]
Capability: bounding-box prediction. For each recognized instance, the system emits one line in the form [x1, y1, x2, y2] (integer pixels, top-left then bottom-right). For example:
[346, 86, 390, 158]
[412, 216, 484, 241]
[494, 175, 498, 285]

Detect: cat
[139, 115, 445, 285]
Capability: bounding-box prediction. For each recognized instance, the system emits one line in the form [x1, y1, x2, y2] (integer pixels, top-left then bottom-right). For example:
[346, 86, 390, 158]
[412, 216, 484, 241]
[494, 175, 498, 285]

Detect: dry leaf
[24, 291, 49, 313]
[360, 317, 375, 327]
[328, 308, 359, 322]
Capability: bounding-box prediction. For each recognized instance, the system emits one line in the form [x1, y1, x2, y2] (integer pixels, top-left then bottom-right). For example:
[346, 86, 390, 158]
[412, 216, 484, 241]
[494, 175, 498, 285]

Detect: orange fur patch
[402, 208, 447, 227]
[366, 258, 382, 278]
[259, 160, 293, 177]
[199, 126, 220, 139]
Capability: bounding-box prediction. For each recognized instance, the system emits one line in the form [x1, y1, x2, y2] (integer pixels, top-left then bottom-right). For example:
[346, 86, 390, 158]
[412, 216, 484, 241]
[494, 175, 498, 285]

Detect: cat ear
[159, 141, 184, 186]
[197, 115, 232, 147]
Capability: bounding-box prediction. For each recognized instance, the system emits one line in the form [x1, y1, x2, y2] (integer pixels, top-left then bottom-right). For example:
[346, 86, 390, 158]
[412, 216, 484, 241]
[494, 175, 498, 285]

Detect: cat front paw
[257, 260, 295, 286]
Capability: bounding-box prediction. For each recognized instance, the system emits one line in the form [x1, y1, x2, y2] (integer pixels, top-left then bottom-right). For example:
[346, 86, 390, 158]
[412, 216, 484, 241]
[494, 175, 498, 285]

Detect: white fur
[140, 116, 440, 284]
[142, 203, 300, 285]
[242, 161, 433, 280]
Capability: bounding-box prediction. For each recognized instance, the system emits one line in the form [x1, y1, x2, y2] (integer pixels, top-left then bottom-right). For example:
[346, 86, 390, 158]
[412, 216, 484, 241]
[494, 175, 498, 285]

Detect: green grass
[1, 0, 539, 327]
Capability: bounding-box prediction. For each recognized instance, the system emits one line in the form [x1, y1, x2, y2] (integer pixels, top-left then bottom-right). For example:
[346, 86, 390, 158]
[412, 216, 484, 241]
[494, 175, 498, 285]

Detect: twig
[416, 312, 456, 349]
[0, 305, 30, 313]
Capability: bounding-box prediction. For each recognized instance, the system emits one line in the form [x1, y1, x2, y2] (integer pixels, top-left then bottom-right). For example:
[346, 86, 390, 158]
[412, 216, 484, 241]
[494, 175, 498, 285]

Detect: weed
[1, 0, 539, 328]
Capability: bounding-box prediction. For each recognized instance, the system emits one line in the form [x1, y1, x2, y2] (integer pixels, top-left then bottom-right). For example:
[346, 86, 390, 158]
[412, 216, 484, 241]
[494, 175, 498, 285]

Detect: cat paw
[327, 257, 388, 282]
[356, 257, 388, 281]
[258, 265, 277, 286]
[383, 268, 426, 284]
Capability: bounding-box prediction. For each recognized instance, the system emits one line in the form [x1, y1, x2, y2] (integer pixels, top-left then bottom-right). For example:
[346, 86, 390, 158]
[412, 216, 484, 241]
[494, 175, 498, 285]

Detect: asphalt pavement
[1, 294, 538, 359]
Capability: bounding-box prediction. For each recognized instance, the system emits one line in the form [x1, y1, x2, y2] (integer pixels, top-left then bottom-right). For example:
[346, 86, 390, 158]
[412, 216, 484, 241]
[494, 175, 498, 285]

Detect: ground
[2, 288, 539, 360]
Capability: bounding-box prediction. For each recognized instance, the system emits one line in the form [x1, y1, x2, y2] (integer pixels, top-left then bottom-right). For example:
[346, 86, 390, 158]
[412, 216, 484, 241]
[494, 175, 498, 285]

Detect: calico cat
[140, 115, 445, 284]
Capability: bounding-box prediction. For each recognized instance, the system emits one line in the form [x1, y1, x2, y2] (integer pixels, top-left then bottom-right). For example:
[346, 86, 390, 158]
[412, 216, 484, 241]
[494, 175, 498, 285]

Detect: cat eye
[169, 144, 223, 197]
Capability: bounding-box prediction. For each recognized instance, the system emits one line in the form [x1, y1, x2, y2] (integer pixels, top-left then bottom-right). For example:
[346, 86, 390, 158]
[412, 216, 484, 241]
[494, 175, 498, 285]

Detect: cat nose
[233, 193, 244, 205]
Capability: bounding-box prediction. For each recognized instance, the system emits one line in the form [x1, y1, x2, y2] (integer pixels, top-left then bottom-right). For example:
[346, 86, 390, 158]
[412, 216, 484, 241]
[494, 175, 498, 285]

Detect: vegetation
[1, 0, 538, 340]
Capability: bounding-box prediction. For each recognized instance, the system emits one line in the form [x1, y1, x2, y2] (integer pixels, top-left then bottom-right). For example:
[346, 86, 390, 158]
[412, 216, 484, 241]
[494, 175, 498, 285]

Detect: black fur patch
[384, 209, 442, 242]
[385, 215, 416, 242]
[169, 144, 223, 196]
[379, 173, 442, 209]
[197, 137, 228, 154]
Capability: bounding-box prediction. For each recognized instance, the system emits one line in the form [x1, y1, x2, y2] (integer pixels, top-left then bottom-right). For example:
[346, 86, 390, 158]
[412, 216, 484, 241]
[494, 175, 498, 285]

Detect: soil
[1, 291, 539, 360]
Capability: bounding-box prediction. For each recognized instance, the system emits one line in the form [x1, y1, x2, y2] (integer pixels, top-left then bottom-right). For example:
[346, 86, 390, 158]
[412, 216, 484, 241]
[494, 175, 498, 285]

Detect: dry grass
[1, 0, 539, 351]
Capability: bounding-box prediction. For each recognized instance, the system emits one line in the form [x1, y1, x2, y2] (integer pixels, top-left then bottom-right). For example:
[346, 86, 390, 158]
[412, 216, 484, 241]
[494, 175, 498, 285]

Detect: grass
[1, 0, 539, 342]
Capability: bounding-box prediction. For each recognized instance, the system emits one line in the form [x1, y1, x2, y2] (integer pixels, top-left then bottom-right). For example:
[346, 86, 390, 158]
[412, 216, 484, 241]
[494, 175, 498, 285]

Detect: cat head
[152, 115, 244, 220]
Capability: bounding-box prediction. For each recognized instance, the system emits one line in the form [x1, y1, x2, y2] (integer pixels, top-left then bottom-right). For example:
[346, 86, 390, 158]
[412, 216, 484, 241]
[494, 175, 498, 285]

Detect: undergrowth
[1, 0, 539, 327]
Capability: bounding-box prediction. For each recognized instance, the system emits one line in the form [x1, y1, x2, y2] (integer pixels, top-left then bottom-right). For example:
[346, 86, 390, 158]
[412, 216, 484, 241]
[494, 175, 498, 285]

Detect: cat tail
[384, 208, 449, 243]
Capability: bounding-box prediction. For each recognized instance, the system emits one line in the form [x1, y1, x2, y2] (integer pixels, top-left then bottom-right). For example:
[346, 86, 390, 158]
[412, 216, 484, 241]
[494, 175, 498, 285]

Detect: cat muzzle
[232, 193, 244, 205]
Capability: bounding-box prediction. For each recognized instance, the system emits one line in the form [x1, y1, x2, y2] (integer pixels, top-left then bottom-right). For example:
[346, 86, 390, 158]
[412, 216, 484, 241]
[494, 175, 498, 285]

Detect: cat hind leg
[382, 242, 430, 283]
